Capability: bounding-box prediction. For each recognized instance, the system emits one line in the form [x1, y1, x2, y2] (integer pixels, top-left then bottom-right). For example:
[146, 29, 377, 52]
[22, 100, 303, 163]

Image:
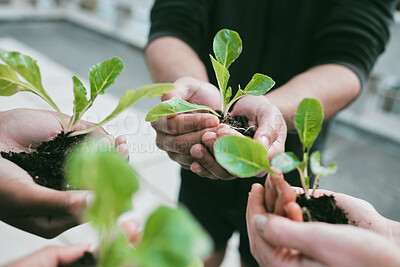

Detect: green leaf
[210, 55, 230, 101]
[271, 152, 300, 174]
[310, 151, 337, 176]
[0, 64, 32, 96]
[214, 135, 272, 177]
[145, 97, 219, 122]
[71, 83, 174, 135]
[71, 76, 89, 126]
[294, 98, 324, 151]
[89, 57, 124, 99]
[225, 86, 232, 106]
[0, 48, 44, 92]
[133, 206, 212, 267]
[243, 73, 275, 96]
[67, 139, 139, 234]
[213, 29, 242, 69]
[100, 231, 134, 267]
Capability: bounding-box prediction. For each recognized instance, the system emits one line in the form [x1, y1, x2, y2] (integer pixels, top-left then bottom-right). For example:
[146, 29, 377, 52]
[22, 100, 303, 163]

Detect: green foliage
[67, 140, 139, 234]
[0, 48, 174, 135]
[271, 152, 300, 174]
[133, 206, 212, 267]
[145, 97, 220, 122]
[146, 28, 275, 121]
[294, 98, 324, 151]
[214, 135, 272, 177]
[310, 151, 337, 176]
[213, 29, 242, 69]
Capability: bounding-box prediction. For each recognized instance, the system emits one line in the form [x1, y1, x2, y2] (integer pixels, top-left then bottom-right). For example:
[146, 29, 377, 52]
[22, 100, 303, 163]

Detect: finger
[167, 152, 195, 167]
[151, 113, 219, 135]
[116, 143, 130, 160]
[216, 124, 244, 138]
[190, 161, 215, 179]
[270, 171, 297, 216]
[202, 132, 218, 153]
[121, 220, 141, 244]
[115, 135, 127, 146]
[156, 127, 217, 154]
[264, 175, 277, 213]
[284, 202, 304, 222]
[247, 183, 267, 222]
[190, 144, 235, 180]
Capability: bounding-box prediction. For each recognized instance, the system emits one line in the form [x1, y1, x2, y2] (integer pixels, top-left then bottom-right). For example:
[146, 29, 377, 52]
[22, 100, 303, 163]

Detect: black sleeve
[148, 0, 211, 53]
[312, 0, 396, 85]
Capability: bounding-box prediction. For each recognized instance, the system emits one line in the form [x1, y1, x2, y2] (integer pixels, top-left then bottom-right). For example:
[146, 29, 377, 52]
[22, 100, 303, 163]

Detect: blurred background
[0, 0, 399, 265]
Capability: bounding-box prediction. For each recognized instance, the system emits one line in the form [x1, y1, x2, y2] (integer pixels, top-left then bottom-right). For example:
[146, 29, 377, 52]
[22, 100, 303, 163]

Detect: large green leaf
[89, 57, 124, 99]
[67, 140, 139, 234]
[71, 76, 90, 127]
[210, 54, 230, 104]
[271, 152, 300, 174]
[310, 151, 337, 176]
[133, 206, 212, 267]
[0, 64, 32, 96]
[0, 48, 44, 92]
[243, 73, 275, 96]
[294, 98, 324, 151]
[214, 135, 272, 177]
[213, 29, 242, 69]
[145, 96, 219, 122]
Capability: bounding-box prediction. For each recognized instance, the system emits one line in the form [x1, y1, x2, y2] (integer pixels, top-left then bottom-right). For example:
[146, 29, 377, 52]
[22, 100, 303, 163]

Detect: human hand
[247, 183, 400, 267]
[190, 95, 287, 179]
[0, 109, 129, 238]
[151, 77, 220, 171]
[4, 244, 91, 267]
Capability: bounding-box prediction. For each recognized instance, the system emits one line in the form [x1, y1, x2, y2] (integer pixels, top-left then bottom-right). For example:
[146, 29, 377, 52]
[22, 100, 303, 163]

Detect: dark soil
[218, 112, 256, 138]
[65, 252, 97, 267]
[296, 194, 349, 224]
[1, 132, 87, 190]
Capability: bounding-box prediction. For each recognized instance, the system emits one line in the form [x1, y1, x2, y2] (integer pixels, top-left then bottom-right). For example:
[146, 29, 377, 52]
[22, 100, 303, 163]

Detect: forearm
[145, 37, 209, 83]
[266, 64, 361, 130]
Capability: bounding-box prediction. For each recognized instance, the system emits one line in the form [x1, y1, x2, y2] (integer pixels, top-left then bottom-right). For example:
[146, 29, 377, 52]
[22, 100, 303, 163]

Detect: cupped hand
[0, 109, 129, 238]
[151, 77, 221, 172]
[230, 95, 287, 160]
[247, 183, 400, 267]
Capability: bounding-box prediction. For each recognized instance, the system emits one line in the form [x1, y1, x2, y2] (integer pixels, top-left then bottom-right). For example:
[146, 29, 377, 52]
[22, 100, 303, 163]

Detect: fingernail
[192, 147, 203, 159]
[261, 136, 269, 148]
[253, 214, 268, 231]
[86, 192, 95, 207]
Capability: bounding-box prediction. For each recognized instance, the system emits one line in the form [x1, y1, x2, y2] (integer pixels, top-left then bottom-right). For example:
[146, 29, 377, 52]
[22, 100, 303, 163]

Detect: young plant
[214, 98, 337, 198]
[67, 140, 212, 267]
[145, 29, 275, 122]
[0, 48, 174, 135]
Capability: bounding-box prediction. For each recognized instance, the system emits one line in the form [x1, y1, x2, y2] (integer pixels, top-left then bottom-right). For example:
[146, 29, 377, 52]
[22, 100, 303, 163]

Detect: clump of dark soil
[217, 111, 256, 138]
[1, 132, 87, 190]
[296, 194, 349, 224]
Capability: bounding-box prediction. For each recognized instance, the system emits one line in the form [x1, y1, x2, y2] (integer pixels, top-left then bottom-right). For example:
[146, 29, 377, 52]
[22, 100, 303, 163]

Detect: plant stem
[42, 96, 68, 132]
[311, 174, 321, 196]
[296, 166, 310, 199]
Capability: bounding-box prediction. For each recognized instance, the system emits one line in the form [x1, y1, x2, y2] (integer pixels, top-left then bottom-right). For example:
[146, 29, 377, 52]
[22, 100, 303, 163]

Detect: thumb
[161, 77, 201, 101]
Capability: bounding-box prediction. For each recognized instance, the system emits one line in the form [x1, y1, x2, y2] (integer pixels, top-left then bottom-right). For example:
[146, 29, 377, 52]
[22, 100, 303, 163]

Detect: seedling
[67, 140, 212, 267]
[145, 29, 275, 122]
[0, 48, 174, 136]
[214, 98, 337, 199]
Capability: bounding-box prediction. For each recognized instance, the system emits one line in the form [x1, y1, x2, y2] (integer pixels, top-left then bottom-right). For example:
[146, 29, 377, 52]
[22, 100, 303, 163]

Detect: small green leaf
[214, 135, 272, 177]
[243, 73, 275, 96]
[67, 140, 139, 234]
[89, 57, 124, 99]
[100, 231, 133, 267]
[0, 48, 44, 92]
[271, 152, 300, 174]
[310, 151, 337, 176]
[145, 97, 219, 122]
[133, 206, 212, 267]
[210, 54, 230, 102]
[213, 29, 242, 69]
[294, 98, 324, 151]
[0, 64, 31, 96]
[224, 86, 232, 106]
[71, 76, 89, 126]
